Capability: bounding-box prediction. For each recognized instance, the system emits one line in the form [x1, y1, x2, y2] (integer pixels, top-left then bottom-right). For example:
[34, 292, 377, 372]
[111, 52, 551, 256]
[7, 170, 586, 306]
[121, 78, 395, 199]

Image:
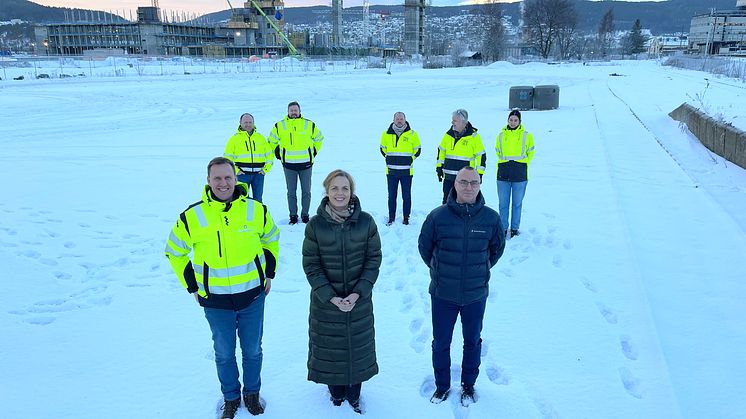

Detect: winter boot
[243, 393, 264, 416]
[510, 229, 520, 237]
[348, 398, 362, 414]
[386, 217, 394, 226]
[220, 399, 240, 419]
[460, 384, 476, 406]
[403, 217, 410, 225]
[301, 214, 310, 223]
[289, 215, 298, 225]
[430, 388, 450, 404]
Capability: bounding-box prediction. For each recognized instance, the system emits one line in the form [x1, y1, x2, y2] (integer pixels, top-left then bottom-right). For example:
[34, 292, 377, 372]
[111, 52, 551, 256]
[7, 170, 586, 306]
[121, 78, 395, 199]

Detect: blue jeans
[204, 293, 265, 400]
[386, 173, 413, 220]
[238, 172, 265, 202]
[431, 296, 486, 391]
[497, 180, 527, 230]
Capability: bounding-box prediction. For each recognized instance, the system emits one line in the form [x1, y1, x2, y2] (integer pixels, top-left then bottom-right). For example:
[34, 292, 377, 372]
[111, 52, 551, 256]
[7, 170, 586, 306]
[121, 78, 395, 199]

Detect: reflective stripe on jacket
[165, 183, 280, 310]
[496, 125, 535, 181]
[380, 122, 421, 175]
[224, 126, 274, 174]
[269, 116, 324, 170]
[436, 122, 486, 179]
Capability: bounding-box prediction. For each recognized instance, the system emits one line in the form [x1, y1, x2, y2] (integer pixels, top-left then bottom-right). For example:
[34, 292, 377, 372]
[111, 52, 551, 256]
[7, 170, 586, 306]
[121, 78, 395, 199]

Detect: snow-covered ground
[1, 59, 745, 419]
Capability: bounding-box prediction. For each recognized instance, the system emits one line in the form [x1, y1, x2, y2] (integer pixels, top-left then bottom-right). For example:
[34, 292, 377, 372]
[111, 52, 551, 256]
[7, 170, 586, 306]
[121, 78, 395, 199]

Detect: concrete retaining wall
[669, 103, 746, 170]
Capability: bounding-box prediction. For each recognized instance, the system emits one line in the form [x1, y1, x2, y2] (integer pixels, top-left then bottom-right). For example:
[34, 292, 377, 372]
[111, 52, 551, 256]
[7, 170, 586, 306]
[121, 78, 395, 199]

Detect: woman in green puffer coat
[302, 169, 382, 414]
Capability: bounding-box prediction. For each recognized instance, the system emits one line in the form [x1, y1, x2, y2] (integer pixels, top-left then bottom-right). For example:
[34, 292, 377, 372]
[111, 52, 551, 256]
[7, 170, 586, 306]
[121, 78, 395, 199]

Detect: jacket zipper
[341, 224, 353, 382]
[216, 231, 223, 257]
[461, 205, 471, 304]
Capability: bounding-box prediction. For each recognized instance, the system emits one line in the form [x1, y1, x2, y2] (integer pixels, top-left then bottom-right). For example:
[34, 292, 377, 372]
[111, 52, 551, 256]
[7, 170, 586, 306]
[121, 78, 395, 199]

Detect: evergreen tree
[623, 19, 648, 55]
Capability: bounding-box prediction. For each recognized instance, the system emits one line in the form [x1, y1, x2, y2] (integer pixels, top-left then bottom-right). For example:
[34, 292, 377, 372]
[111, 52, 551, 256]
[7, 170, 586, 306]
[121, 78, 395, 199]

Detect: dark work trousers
[328, 383, 362, 402]
[431, 295, 486, 392]
[441, 178, 455, 204]
[283, 167, 312, 217]
[386, 173, 413, 220]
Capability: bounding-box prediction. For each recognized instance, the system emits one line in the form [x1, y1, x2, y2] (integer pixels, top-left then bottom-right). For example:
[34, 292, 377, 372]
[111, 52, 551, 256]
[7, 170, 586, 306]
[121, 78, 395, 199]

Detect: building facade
[688, 0, 746, 55]
[34, 2, 293, 57]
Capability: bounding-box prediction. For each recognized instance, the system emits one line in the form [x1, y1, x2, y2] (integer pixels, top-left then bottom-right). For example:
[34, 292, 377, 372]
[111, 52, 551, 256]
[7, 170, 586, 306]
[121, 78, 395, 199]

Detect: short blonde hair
[322, 169, 356, 196]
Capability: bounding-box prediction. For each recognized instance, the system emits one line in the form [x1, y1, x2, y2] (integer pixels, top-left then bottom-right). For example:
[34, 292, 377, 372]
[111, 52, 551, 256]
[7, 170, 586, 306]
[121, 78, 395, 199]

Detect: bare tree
[597, 7, 615, 58]
[523, 0, 576, 59]
[481, 0, 505, 62]
[554, 2, 578, 60]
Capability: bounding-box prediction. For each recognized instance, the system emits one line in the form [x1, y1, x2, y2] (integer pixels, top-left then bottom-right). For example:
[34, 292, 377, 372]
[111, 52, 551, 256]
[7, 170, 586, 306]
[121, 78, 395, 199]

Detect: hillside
[1, 0, 738, 34]
[0, 0, 122, 23]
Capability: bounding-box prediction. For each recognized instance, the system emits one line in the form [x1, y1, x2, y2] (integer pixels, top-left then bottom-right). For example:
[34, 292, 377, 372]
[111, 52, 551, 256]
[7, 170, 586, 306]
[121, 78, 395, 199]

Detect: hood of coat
[447, 121, 477, 138]
[202, 182, 249, 211]
[386, 121, 411, 135]
[446, 187, 486, 217]
[503, 123, 524, 132]
[315, 194, 362, 223]
[236, 126, 257, 136]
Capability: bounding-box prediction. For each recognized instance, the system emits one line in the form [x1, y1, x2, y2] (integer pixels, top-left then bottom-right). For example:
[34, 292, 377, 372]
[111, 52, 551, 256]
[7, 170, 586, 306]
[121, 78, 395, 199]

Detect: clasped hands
[330, 293, 359, 312]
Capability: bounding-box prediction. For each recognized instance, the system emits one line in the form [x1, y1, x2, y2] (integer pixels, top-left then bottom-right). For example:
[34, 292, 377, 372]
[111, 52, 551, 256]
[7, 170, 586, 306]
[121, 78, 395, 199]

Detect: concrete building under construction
[688, 0, 746, 55]
[403, 0, 426, 55]
[34, 1, 295, 57]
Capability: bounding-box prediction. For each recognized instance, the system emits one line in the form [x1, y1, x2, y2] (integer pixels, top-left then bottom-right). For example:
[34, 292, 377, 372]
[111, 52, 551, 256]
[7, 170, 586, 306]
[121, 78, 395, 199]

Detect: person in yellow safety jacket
[435, 108, 486, 204]
[495, 109, 535, 238]
[268, 101, 324, 225]
[380, 111, 421, 226]
[224, 113, 274, 203]
[164, 157, 280, 417]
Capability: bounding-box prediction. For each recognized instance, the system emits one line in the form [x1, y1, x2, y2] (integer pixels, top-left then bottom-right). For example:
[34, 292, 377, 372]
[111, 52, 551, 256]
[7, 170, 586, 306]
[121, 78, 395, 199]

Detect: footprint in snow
[581, 276, 597, 293]
[552, 254, 562, 268]
[486, 365, 511, 385]
[619, 367, 643, 399]
[620, 335, 638, 360]
[510, 255, 529, 265]
[400, 293, 415, 313]
[533, 397, 561, 419]
[596, 302, 618, 324]
[410, 328, 429, 354]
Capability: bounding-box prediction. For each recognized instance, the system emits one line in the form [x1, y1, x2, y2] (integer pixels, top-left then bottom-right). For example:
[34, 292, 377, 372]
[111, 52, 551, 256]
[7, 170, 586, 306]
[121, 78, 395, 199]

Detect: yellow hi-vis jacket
[165, 183, 280, 310]
[380, 123, 421, 175]
[496, 125, 535, 181]
[268, 115, 324, 170]
[436, 122, 486, 179]
[224, 127, 274, 174]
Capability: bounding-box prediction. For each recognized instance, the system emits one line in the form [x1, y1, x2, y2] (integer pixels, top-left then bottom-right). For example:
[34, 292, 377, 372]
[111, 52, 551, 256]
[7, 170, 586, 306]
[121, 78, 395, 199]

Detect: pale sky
[34, 0, 666, 17]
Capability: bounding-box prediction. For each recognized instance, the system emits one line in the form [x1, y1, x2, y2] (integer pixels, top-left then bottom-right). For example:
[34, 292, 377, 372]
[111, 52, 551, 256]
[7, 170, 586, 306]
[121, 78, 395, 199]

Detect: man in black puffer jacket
[418, 167, 505, 407]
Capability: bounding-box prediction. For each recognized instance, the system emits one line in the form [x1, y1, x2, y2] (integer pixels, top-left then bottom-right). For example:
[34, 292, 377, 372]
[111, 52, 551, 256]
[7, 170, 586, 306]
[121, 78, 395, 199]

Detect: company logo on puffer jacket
[471, 229, 486, 234]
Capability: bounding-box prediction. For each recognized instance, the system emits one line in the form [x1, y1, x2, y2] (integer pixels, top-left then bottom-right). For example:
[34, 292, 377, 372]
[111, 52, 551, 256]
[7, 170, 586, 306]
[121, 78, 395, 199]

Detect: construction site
[33, 0, 429, 57]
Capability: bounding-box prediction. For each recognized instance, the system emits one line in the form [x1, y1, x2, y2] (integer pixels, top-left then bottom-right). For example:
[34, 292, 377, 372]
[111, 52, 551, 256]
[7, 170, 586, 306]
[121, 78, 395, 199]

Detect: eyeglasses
[456, 180, 480, 187]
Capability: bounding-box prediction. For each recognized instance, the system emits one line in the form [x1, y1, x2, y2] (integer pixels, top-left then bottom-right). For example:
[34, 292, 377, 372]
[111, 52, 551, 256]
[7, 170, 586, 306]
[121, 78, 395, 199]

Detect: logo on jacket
[224, 216, 229, 226]
[471, 229, 486, 234]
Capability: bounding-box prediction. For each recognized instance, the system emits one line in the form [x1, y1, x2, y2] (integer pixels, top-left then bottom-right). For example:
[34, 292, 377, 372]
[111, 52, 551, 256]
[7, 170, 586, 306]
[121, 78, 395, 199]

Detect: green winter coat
[302, 195, 382, 386]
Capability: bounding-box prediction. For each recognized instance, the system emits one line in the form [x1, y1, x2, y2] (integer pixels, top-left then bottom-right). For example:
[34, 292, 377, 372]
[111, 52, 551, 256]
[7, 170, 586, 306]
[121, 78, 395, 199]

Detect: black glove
[436, 167, 443, 182]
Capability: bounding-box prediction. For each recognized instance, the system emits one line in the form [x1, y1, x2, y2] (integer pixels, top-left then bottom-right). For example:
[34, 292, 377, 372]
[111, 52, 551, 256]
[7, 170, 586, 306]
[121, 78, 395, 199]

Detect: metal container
[508, 86, 534, 111]
[533, 85, 560, 110]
